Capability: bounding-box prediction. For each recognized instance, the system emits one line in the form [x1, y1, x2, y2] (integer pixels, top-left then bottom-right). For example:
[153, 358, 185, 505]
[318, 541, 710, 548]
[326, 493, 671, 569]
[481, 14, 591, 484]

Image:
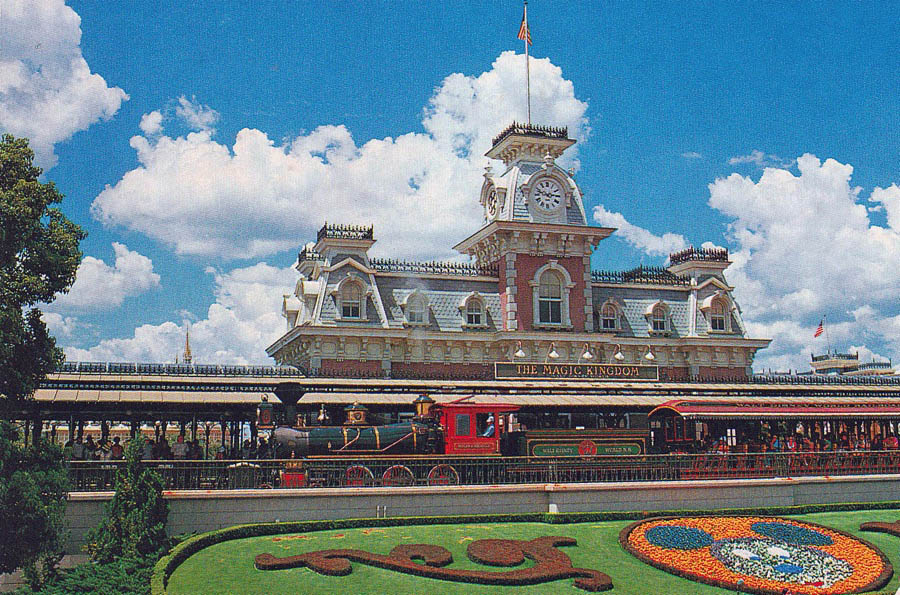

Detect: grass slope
[166, 510, 900, 595]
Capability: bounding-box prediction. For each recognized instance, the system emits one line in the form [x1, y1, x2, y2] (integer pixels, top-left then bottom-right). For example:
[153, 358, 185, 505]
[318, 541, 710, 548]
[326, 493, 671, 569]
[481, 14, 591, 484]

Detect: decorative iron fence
[591, 266, 690, 286]
[66, 450, 900, 492]
[370, 259, 498, 277]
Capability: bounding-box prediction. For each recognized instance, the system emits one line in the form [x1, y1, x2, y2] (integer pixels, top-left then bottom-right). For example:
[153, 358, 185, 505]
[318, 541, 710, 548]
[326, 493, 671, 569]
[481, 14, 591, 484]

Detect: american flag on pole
[518, 5, 532, 45]
[814, 319, 824, 338]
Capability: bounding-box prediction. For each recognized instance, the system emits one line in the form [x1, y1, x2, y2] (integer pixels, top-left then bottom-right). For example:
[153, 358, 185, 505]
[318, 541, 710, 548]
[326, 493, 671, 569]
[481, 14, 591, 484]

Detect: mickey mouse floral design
[620, 516, 891, 595]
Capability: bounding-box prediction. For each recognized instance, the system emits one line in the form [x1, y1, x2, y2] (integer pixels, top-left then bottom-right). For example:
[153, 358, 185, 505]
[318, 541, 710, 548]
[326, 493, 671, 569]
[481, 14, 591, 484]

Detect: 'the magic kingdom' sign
[494, 362, 659, 381]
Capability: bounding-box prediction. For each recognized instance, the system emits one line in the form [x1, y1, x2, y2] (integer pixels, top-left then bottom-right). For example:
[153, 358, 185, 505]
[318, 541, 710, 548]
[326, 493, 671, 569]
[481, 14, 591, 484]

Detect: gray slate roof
[387, 288, 502, 332]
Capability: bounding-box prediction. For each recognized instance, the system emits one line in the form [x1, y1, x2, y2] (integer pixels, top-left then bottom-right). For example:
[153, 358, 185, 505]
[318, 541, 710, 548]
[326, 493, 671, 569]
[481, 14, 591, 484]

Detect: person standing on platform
[110, 437, 124, 459]
[72, 437, 85, 461]
[188, 440, 203, 460]
[173, 435, 188, 460]
[84, 435, 96, 459]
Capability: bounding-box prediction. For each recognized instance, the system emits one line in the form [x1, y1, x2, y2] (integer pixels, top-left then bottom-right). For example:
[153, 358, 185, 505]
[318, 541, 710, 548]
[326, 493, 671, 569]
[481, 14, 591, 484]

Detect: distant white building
[810, 352, 895, 376]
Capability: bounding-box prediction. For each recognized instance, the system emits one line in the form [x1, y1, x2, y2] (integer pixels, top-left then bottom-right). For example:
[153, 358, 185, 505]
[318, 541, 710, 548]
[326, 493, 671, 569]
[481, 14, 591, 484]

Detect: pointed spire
[183, 327, 193, 364]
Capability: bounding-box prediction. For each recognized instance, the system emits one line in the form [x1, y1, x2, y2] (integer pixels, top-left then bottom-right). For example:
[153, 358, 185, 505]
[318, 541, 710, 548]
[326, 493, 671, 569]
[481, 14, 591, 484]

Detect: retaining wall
[64, 473, 900, 553]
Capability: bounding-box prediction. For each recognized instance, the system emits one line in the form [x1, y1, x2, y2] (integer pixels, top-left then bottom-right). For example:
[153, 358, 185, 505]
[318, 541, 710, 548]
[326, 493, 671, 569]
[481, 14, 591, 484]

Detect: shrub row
[151, 499, 900, 595]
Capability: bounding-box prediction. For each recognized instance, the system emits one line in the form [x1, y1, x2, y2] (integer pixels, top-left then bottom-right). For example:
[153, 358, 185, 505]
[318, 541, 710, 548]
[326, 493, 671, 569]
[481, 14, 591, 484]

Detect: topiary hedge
[151, 499, 900, 595]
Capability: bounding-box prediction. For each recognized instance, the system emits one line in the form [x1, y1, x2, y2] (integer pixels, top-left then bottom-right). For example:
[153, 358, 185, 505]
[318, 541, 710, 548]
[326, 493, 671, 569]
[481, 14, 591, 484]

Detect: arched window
[651, 304, 667, 333]
[538, 270, 563, 324]
[466, 299, 483, 326]
[710, 299, 727, 331]
[700, 292, 733, 334]
[341, 282, 362, 319]
[407, 295, 427, 325]
[600, 302, 619, 331]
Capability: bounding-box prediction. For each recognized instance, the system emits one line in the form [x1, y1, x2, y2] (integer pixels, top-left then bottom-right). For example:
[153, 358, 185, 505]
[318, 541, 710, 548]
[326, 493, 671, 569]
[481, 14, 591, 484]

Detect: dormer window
[459, 293, 488, 329]
[408, 299, 425, 324]
[710, 300, 727, 331]
[700, 292, 733, 334]
[651, 306, 667, 332]
[404, 292, 429, 326]
[466, 300, 483, 326]
[599, 301, 620, 331]
[341, 283, 362, 319]
[332, 275, 370, 321]
[645, 301, 669, 334]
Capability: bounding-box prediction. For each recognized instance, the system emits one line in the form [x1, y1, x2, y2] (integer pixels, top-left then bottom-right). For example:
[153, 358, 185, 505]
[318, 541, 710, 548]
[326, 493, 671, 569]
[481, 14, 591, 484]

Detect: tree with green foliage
[86, 436, 170, 563]
[0, 134, 85, 406]
[0, 420, 69, 587]
[0, 135, 82, 588]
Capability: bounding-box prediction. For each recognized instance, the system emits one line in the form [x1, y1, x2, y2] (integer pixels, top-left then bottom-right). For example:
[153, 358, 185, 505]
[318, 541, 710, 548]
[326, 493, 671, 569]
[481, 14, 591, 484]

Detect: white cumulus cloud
[728, 150, 793, 169]
[592, 205, 688, 257]
[174, 95, 219, 133]
[0, 0, 128, 168]
[49, 243, 160, 309]
[41, 311, 83, 338]
[139, 110, 163, 136]
[90, 52, 589, 261]
[63, 262, 297, 364]
[708, 155, 900, 370]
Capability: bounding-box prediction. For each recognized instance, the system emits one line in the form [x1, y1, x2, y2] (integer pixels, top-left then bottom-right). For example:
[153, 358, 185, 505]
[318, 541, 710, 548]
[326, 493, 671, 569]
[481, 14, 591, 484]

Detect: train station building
[266, 122, 770, 382]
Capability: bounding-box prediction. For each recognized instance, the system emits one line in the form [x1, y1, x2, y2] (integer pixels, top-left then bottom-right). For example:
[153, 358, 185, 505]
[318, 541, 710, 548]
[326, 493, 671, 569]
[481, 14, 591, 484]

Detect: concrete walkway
[0, 555, 88, 593]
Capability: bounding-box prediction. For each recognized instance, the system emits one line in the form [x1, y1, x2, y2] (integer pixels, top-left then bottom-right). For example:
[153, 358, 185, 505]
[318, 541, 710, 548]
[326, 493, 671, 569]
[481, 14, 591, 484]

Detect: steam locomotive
[262, 395, 649, 487]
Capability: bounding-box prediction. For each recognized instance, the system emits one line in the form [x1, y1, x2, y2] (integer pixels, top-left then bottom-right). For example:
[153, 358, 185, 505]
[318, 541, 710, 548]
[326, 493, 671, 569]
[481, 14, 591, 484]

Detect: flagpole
[524, 1, 531, 125]
[824, 314, 832, 355]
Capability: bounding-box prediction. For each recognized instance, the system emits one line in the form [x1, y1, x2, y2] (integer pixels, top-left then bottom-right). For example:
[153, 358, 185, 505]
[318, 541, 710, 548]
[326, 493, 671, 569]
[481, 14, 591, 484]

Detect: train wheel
[426, 464, 459, 486]
[343, 465, 375, 487]
[381, 465, 415, 486]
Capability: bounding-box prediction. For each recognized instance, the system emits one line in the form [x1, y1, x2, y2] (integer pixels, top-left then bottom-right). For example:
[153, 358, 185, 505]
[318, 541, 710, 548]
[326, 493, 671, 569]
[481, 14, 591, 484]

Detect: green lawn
[166, 510, 900, 595]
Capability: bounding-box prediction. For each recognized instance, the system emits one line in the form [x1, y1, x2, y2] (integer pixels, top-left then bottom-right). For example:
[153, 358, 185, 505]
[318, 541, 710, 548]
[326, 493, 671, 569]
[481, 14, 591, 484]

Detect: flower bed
[619, 516, 892, 595]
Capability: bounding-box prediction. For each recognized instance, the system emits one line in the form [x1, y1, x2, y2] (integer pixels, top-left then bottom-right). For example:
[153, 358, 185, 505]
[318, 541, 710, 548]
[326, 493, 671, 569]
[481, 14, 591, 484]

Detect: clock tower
[455, 123, 614, 332]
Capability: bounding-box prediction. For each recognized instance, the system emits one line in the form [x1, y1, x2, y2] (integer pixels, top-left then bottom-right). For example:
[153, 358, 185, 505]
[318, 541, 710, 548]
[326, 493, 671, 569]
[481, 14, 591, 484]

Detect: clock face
[486, 189, 498, 218]
[532, 179, 563, 211]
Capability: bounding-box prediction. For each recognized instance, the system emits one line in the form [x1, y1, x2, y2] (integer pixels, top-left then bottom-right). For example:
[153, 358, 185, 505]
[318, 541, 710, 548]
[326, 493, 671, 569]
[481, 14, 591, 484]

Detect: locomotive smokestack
[414, 394, 435, 418]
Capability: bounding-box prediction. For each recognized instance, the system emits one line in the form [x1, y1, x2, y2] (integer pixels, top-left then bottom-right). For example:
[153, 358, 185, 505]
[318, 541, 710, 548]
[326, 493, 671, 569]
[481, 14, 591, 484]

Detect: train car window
[726, 427, 737, 447]
[664, 418, 673, 441]
[674, 419, 683, 441]
[455, 414, 471, 437]
[571, 413, 597, 429]
[475, 413, 493, 436]
[629, 413, 649, 429]
[517, 413, 536, 431]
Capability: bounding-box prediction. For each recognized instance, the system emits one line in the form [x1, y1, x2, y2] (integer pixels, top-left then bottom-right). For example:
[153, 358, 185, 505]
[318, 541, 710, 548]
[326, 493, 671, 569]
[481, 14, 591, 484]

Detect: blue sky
[2, 1, 898, 370]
